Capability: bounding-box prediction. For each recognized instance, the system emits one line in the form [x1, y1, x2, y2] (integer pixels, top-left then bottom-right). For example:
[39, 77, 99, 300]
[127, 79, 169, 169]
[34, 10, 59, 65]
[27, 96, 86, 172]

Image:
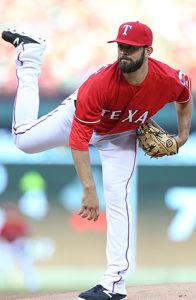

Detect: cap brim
[107, 39, 146, 46]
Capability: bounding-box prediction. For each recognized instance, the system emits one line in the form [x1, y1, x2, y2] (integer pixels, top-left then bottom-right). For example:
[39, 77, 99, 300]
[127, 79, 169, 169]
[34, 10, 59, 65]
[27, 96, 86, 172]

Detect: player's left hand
[137, 119, 178, 158]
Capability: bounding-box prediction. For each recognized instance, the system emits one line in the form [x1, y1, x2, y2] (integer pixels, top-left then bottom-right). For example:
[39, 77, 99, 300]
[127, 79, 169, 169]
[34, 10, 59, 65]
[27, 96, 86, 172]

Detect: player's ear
[145, 46, 153, 58]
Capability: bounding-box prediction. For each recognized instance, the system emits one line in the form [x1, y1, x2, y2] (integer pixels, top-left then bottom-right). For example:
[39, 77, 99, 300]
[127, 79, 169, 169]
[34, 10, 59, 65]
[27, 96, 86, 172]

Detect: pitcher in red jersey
[1, 21, 192, 300]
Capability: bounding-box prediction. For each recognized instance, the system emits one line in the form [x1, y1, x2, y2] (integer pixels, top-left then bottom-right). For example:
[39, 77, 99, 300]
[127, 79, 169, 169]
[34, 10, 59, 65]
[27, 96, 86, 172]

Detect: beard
[118, 48, 145, 73]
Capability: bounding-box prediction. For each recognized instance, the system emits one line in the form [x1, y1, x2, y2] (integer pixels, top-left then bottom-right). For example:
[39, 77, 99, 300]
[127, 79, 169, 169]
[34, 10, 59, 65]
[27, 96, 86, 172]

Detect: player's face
[118, 43, 146, 73]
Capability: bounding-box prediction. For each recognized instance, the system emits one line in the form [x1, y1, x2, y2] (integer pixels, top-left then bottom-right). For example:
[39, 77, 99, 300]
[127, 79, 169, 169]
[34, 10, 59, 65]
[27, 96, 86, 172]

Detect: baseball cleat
[78, 284, 127, 300]
[1, 29, 46, 47]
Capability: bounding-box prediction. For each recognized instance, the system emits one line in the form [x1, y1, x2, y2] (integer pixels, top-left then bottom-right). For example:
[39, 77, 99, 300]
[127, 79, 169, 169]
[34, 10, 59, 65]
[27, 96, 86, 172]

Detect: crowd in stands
[0, 0, 195, 99]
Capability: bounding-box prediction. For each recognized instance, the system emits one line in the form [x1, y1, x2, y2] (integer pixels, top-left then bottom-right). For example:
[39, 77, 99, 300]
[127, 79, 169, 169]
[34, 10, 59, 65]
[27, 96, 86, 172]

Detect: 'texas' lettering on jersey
[101, 108, 149, 124]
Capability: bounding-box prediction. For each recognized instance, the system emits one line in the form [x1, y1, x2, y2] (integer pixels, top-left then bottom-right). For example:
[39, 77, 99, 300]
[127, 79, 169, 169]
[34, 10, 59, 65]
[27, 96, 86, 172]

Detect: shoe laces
[94, 285, 103, 293]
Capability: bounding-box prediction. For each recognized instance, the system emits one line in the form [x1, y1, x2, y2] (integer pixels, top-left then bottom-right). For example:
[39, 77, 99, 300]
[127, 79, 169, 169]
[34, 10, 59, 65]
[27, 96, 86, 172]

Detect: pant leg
[12, 239, 39, 291]
[93, 131, 137, 295]
[12, 43, 76, 153]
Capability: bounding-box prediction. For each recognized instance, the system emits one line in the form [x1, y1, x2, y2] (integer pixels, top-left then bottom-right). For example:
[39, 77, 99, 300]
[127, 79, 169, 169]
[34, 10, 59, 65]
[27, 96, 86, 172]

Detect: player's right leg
[2, 29, 75, 153]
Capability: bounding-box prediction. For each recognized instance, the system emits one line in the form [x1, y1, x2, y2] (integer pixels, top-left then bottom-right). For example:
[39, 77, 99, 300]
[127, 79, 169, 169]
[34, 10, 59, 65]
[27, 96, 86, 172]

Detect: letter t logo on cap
[122, 24, 133, 36]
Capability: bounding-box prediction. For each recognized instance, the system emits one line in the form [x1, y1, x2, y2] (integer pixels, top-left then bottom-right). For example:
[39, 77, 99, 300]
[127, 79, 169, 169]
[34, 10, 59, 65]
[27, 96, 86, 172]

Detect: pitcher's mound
[1, 283, 196, 300]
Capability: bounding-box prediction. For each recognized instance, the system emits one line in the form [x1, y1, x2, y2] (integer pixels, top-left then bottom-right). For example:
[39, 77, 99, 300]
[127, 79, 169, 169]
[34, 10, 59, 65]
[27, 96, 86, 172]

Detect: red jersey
[0, 221, 28, 242]
[69, 58, 191, 150]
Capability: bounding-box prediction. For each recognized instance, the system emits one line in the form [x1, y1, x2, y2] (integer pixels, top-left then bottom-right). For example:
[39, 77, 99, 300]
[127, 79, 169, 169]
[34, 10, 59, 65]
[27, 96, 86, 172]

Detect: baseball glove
[136, 119, 178, 158]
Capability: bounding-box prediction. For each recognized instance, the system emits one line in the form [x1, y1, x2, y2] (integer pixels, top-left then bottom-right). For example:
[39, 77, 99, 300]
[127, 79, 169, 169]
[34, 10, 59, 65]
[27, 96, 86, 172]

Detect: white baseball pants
[13, 43, 137, 295]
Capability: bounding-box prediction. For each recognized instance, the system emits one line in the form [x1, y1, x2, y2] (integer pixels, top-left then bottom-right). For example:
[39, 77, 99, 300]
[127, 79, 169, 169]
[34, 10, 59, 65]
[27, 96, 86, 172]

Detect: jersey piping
[74, 114, 101, 124]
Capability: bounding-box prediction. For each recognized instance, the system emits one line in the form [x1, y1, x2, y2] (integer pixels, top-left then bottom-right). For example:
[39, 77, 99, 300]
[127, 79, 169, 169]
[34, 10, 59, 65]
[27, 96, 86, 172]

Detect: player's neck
[123, 61, 148, 85]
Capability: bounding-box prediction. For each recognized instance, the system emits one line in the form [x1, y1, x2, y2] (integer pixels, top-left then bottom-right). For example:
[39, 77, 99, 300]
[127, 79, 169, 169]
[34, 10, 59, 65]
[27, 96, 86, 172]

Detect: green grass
[0, 266, 196, 292]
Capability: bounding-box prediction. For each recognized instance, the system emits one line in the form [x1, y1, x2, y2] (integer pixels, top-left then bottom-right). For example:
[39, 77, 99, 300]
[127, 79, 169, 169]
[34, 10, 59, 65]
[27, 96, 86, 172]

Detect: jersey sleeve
[74, 77, 104, 124]
[69, 118, 94, 150]
[69, 77, 104, 150]
[174, 70, 191, 104]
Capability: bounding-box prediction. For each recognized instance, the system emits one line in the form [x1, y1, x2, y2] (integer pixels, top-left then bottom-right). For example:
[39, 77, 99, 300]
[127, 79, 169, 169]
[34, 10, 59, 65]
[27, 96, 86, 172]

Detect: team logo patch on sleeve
[178, 70, 191, 91]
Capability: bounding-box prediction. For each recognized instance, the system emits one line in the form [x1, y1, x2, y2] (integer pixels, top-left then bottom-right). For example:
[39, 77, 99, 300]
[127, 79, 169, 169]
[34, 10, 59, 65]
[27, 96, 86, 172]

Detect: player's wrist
[82, 182, 96, 191]
[175, 135, 188, 148]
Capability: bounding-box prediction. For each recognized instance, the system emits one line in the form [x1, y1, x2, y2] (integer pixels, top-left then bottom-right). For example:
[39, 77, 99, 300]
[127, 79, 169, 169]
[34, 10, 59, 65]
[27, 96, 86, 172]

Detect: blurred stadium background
[0, 0, 196, 294]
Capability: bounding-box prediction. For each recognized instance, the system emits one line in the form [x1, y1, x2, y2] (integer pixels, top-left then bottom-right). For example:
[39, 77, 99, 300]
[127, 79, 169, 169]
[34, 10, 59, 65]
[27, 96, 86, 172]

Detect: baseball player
[1, 21, 192, 300]
[0, 202, 39, 291]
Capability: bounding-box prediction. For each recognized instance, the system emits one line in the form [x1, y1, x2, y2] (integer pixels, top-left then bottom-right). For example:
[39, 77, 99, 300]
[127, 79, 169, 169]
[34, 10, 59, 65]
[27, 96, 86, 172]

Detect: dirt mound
[1, 283, 196, 300]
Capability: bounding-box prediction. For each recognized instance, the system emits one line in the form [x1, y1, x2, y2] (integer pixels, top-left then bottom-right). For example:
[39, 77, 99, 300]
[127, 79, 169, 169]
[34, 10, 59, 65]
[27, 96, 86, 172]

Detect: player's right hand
[78, 185, 99, 222]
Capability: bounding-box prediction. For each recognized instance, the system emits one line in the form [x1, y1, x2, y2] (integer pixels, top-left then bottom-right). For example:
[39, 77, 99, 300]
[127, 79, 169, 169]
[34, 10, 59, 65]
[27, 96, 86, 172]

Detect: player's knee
[14, 138, 37, 154]
[17, 144, 36, 154]
[105, 184, 128, 201]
